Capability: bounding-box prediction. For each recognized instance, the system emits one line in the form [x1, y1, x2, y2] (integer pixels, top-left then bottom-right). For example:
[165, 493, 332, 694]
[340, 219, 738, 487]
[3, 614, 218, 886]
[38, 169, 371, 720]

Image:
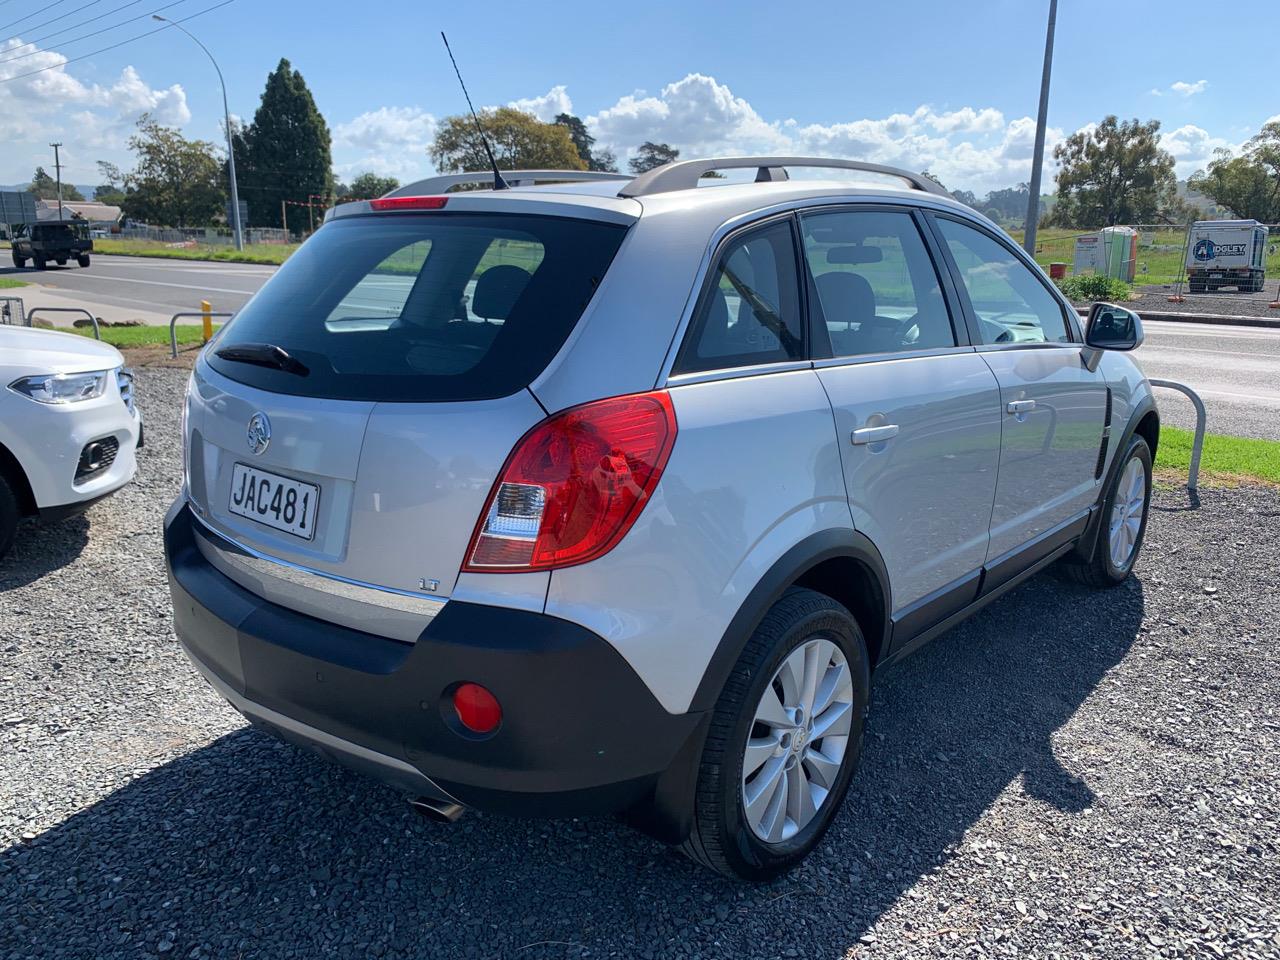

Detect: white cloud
[584, 74, 1058, 194]
[323, 74, 1268, 199]
[1160, 123, 1239, 177]
[332, 106, 438, 181]
[506, 85, 572, 122]
[0, 38, 189, 184]
[1170, 79, 1208, 97]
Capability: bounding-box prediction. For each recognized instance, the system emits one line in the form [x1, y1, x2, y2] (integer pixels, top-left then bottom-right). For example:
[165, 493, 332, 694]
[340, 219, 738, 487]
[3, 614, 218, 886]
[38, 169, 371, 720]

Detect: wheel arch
[0, 440, 37, 517]
[688, 528, 892, 715]
[1074, 395, 1159, 563]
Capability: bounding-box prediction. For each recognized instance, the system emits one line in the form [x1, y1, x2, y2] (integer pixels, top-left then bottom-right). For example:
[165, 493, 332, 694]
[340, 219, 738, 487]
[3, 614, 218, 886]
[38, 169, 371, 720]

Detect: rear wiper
[215, 342, 309, 377]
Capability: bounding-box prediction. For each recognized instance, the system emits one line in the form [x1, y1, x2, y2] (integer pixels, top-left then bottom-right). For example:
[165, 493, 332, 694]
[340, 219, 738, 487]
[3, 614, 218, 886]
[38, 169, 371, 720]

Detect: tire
[1059, 434, 1152, 588]
[11, 250, 25, 269]
[1188, 278, 1205, 294]
[77, 255, 90, 268]
[34, 256, 47, 270]
[0, 473, 18, 561]
[55, 257, 67, 266]
[681, 587, 870, 880]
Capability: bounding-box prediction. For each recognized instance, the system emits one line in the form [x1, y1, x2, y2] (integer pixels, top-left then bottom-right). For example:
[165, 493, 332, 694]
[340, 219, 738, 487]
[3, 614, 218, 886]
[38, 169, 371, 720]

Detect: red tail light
[368, 195, 448, 211]
[464, 392, 678, 572]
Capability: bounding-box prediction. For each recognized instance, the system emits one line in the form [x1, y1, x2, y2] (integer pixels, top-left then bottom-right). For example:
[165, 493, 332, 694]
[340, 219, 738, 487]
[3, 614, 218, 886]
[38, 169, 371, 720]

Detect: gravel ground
[2, 366, 1278, 960]
[1131, 281, 1280, 321]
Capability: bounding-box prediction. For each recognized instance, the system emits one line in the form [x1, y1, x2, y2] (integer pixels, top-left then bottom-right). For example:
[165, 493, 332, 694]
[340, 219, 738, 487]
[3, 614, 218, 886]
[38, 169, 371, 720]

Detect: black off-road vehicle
[11, 221, 93, 269]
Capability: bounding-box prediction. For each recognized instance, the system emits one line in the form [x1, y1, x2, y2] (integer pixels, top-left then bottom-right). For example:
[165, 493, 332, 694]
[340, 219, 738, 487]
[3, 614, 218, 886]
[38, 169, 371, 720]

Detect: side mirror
[1085, 302, 1143, 351]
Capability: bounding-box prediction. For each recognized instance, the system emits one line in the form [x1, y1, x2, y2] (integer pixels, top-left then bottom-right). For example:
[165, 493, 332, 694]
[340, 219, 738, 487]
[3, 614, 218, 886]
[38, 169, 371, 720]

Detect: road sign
[225, 200, 248, 228]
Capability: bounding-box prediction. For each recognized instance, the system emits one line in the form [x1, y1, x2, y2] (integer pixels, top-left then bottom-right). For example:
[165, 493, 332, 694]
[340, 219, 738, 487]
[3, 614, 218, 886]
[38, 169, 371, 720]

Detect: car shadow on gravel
[0, 515, 89, 593]
[0, 574, 1144, 959]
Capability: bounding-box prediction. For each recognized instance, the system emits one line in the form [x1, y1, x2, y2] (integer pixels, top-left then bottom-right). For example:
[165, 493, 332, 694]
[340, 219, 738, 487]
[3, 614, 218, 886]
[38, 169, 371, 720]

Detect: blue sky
[2, 0, 1277, 194]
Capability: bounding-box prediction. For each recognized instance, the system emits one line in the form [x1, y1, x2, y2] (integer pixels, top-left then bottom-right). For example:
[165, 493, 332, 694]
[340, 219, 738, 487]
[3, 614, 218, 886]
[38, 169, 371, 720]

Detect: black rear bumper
[164, 501, 704, 820]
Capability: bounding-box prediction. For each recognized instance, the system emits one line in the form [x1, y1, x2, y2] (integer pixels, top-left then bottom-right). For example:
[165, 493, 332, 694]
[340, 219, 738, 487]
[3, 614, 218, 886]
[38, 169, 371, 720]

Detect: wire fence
[1023, 222, 1280, 311]
[117, 225, 292, 246]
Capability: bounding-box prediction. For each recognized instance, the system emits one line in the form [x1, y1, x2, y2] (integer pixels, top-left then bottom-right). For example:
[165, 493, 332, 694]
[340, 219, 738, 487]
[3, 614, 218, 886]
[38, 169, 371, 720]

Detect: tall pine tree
[240, 59, 333, 231]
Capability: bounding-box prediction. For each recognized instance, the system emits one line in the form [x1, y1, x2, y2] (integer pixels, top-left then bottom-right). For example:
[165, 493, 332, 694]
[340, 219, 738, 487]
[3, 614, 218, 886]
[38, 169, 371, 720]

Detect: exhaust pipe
[410, 797, 465, 823]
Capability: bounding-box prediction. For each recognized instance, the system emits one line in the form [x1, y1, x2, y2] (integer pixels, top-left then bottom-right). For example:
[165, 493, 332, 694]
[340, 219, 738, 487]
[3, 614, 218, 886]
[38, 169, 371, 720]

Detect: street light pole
[153, 15, 243, 251]
[1024, 0, 1058, 257]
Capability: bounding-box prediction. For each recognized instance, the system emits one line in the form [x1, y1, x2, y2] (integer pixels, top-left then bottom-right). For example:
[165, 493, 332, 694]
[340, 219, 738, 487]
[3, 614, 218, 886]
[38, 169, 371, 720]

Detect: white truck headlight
[8, 370, 109, 404]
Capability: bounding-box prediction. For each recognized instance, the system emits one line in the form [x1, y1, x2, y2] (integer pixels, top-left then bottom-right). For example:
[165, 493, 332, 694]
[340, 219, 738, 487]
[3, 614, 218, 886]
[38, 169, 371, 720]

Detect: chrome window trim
[812, 344, 977, 370]
[666, 358, 814, 388]
[190, 509, 446, 616]
[656, 193, 1007, 387]
[972, 341, 1084, 354]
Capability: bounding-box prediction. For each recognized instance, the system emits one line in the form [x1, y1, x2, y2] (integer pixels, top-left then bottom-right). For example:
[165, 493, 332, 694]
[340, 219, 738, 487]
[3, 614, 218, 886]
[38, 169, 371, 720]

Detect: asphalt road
[1, 253, 274, 318]
[5, 254, 1278, 439]
[1134, 320, 1280, 441]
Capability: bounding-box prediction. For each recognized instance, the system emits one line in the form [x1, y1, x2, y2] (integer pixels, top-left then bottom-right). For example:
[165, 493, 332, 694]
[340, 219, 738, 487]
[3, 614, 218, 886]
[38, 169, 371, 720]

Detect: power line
[0, 0, 77, 34]
[1, 0, 106, 45]
[0, 0, 191, 66]
[0, 0, 233, 85]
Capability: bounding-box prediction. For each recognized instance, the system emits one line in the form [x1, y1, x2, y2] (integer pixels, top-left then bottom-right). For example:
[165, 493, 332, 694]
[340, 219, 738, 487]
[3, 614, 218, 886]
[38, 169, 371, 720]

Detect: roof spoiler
[386, 170, 631, 197]
[618, 157, 952, 199]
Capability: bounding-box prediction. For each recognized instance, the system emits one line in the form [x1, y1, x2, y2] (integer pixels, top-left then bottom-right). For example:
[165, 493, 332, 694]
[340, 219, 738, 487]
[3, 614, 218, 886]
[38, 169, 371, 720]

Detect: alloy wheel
[1108, 455, 1147, 570]
[741, 637, 854, 843]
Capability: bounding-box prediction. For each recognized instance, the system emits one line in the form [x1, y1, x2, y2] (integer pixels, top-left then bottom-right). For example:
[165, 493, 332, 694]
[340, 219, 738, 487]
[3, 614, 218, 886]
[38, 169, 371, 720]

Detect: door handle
[851, 424, 900, 445]
[1006, 399, 1037, 415]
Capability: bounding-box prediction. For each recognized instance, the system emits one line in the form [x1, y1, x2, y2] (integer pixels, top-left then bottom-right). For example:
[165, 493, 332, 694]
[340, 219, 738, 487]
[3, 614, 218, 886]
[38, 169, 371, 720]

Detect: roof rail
[618, 157, 952, 199]
[387, 170, 631, 197]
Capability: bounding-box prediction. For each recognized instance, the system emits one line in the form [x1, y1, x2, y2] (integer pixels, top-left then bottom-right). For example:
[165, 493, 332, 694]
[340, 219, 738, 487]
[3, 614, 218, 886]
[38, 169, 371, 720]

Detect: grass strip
[1155, 426, 1280, 484]
[62, 323, 221, 348]
[92, 238, 296, 265]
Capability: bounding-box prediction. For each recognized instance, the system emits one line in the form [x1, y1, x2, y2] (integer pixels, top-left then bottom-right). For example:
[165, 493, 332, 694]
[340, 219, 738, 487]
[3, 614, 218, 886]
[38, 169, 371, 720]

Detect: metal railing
[170, 311, 232, 358]
[26, 307, 100, 340]
[1148, 379, 1206, 491]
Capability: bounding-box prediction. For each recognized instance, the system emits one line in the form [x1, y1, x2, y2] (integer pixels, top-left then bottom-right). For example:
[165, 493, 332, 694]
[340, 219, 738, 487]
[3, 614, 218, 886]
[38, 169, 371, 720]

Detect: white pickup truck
[1185, 220, 1269, 293]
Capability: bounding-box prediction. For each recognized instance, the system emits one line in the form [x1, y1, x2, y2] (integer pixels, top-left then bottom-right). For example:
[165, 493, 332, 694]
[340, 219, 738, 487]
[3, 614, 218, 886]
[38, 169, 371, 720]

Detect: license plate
[229, 463, 320, 540]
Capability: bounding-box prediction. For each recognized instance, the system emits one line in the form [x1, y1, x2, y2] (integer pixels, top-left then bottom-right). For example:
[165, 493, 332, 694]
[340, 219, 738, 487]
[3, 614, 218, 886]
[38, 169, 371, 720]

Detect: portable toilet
[1100, 226, 1138, 282]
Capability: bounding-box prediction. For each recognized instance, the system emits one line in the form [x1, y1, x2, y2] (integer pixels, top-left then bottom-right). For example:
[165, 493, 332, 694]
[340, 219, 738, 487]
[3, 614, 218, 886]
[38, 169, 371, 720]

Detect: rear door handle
[851, 424, 900, 445]
[1006, 399, 1036, 415]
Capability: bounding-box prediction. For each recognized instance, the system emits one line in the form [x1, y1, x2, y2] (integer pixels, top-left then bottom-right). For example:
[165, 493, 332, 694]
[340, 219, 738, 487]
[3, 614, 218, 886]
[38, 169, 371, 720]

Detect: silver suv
[165, 158, 1157, 879]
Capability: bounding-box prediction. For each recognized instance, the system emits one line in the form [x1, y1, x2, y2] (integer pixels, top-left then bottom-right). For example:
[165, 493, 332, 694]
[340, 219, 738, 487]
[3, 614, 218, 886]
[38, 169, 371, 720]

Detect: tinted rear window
[206, 212, 628, 401]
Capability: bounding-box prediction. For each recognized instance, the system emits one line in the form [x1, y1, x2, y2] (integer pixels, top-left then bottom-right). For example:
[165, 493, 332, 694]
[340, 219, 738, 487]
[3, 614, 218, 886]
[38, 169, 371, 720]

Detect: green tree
[239, 58, 334, 229]
[119, 115, 225, 226]
[430, 107, 585, 173]
[93, 161, 126, 206]
[346, 171, 400, 199]
[28, 167, 85, 201]
[629, 141, 679, 175]
[1189, 121, 1280, 222]
[1050, 116, 1180, 227]
[553, 113, 618, 172]
[120, 115, 224, 226]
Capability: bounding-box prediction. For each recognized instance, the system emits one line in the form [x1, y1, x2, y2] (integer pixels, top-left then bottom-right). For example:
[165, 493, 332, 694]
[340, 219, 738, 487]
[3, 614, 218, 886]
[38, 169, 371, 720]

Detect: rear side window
[674, 220, 804, 374]
[801, 209, 955, 357]
[207, 213, 627, 401]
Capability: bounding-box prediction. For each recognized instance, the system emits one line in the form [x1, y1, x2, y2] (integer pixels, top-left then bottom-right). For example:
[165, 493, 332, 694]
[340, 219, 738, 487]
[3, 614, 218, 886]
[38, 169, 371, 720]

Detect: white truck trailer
[1184, 220, 1269, 293]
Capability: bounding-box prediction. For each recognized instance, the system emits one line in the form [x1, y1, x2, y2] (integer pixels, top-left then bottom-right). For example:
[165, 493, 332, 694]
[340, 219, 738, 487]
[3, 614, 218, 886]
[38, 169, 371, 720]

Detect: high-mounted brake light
[464, 392, 678, 572]
[368, 195, 449, 211]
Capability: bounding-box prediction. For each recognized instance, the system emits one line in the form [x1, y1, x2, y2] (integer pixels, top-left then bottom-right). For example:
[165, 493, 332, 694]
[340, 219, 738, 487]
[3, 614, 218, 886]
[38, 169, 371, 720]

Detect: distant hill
[0, 183, 99, 198]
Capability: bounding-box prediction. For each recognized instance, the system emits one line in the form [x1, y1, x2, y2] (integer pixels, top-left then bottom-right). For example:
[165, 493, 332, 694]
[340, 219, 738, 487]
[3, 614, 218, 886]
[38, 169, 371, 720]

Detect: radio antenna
[441, 31, 508, 190]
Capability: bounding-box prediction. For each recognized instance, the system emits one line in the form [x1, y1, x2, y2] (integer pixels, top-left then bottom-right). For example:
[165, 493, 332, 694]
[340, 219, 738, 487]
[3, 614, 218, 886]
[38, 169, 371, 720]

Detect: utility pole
[49, 142, 65, 220]
[281, 200, 287, 236]
[1024, 0, 1058, 257]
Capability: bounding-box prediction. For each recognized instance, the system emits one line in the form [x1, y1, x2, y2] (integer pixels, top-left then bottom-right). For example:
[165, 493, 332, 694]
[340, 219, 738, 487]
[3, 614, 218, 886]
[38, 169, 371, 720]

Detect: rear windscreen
[206, 212, 628, 401]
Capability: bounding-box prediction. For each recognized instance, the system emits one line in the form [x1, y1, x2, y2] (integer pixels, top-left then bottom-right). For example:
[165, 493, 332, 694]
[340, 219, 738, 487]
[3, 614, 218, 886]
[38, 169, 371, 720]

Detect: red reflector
[464, 391, 678, 572]
[453, 683, 502, 734]
[368, 195, 448, 211]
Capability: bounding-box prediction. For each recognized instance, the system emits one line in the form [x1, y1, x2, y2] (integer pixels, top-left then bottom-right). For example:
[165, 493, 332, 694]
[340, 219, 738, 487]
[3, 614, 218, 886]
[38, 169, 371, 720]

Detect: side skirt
[881, 508, 1093, 669]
